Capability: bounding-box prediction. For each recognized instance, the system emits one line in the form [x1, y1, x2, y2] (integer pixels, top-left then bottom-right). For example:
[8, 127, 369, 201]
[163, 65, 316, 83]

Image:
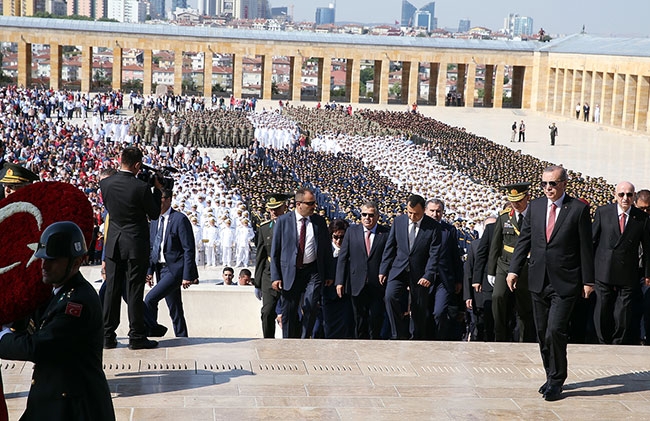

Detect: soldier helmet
[34, 221, 87, 259]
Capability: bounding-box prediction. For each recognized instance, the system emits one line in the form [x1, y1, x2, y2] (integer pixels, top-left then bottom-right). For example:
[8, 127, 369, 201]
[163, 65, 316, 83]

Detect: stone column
[456, 63, 466, 105]
[591, 71, 603, 122]
[143, 49, 152, 95]
[402, 61, 418, 105]
[511, 66, 525, 108]
[346, 58, 359, 103]
[17, 38, 31, 88]
[112, 47, 122, 92]
[372, 60, 382, 104]
[635, 76, 650, 132]
[601, 72, 614, 125]
[494, 64, 504, 108]
[319, 56, 331, 103]
[611, 72, 625, 126]
[289, 55, 302, 102]
[583, 70, 593, 118]
[428, 62, 439, 105]
[262, 54, 273, 100]
[437, 61, 448, 106]
[232, 53, 243, 99]
[49, 43, 62, 91]
[483, 64, 494, 107]
[571, 69, 582, 119]
[174, 49, 183, 95]
[80, 46, 93, 93]
[203, 52, 213, 99]
[465, 62, 476, 107]
[622, 74, 637, 130]
[561, 69, 570, 116]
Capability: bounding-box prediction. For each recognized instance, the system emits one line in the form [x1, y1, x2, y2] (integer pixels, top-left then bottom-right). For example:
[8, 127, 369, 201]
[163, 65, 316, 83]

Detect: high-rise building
[401, 1, 436, 30]
[66, 0, 105, 18]
[149, 0, 165, 19]
[108, 0, 146, 22]
[400, 0, 416, 27]
[271, 6, 289, 20]
[458, 18, 470, 33]
[315, 3, 335, 25]
[3, 0, 46, 16]
[504, 13, 534, 36]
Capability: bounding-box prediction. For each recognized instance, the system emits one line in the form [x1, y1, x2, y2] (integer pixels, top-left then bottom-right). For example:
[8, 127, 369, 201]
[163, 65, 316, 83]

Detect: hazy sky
[279, 0, 649, 37]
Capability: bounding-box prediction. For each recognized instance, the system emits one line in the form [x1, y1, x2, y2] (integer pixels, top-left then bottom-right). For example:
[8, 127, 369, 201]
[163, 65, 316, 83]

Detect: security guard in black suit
[488, 183, 535, 342]
[254, 193, 290, 338]
[0, 222, 115, 420]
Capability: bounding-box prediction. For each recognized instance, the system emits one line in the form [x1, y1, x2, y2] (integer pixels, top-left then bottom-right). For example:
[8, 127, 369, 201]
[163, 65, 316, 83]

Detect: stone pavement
[3, 339, 650, 420]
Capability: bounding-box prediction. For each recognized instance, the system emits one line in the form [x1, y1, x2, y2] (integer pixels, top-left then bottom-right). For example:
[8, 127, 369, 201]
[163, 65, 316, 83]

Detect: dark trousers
[261, 281, 280, 338]
[594, 281, 636, 345]
[385, 273, 429, 340]
[322, 284, 354, 339]
[351, 285, 386, 339]
[280, 264, 321, 339]
[103, 255, 148, 341]
[492, 266, 535, 342]
[642, 283, 650, 342]
[144, 264, 188, 337]
[427, 280, 450, 340]
[531, 282, 577, 388]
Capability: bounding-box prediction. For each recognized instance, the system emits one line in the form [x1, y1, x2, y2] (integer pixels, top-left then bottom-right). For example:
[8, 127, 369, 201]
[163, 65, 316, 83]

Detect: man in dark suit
[270, 187, 334, 338]
[592, 181, 650, 344]
[425, 199, 464, 340]
[0, 222, 114, 420]
[335, 201, 390, 339]
[254, 193, 289, 338]
[100, 146, 162, 350]
[507, 165, 594, 401]
[465, 215, 497, 342]
[380, 194, 441, 340]
[144, 188, 199, 338]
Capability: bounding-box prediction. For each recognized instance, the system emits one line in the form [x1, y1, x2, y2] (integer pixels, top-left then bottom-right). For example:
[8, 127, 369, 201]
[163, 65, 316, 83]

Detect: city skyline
[280, 0, 649, 36]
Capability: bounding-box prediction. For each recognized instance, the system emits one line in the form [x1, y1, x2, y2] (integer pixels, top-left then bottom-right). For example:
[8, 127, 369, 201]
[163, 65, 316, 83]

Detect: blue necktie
[152, 216, 164, 262]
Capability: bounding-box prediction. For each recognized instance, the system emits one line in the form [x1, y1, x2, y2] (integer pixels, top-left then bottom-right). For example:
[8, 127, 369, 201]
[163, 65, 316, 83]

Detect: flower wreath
[0, 181, 93, 324]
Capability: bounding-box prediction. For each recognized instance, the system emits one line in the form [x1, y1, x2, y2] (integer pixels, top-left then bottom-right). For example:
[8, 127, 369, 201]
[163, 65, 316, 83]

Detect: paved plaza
[3, 104, 650, 420]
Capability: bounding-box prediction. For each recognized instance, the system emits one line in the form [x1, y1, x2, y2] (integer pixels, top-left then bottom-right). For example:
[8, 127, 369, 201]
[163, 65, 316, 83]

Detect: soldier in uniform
[254, 193, 289, 338]
[488, 182, 536, 342]
[0, 222, 115, 420]
[0, 162, 40, 198]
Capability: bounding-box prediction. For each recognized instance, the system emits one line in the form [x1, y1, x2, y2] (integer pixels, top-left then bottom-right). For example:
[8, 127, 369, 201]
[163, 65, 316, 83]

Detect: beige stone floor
[3, 339, 650, 420]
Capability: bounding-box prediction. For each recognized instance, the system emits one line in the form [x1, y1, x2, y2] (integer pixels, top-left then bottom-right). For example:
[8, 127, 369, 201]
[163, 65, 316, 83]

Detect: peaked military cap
[0, 162, 39, 185]
[265, 193, 290, 209]
[503, 182, 531, 202]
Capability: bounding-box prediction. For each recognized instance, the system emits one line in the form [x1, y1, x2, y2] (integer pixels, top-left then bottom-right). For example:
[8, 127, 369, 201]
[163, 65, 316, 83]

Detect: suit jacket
[592, 203, 650, 286]
[148, 208, 199, 282]
[254, 220, 274, 291]
[472, 222, 495, 295]
[270, 211, 334, 291]
[379, 214, 440, 283]
[99, 170, 161, 260]
[335, 223, 390, 296]
[509, 195, 594, 297]
[437, 220, 464, 291]
[0, 273, 115, 421]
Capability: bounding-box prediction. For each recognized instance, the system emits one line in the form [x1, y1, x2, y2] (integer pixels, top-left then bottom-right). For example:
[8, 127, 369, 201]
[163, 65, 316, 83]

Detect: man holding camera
[100, 147, 162, 350]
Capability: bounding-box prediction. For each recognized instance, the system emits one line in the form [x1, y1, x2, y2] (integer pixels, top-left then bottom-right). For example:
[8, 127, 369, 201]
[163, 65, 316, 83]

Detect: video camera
[137, 163, 178, 191]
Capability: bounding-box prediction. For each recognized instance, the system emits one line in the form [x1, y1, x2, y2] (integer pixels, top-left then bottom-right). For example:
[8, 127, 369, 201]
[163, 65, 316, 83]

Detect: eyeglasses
[540, 180, 565, 187]
[617, 192, 634, 198]
[300, 201, 316, 206]
[332, 235, 344, 240]
[361, 213, 376, 218]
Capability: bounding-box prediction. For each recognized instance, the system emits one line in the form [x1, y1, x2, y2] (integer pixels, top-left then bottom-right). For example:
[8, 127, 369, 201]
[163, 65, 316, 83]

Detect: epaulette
[499, 209, 510, 216]
[260, 219, 272, 226]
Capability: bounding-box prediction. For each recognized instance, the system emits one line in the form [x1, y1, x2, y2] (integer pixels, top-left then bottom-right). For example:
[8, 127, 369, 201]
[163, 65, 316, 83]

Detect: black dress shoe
[148, 325, 168, 337]
[538, 382, 549, 395]
[128, 339, 159, 350]
[543, 385, 563, 401]
[104, 339, 118, 349]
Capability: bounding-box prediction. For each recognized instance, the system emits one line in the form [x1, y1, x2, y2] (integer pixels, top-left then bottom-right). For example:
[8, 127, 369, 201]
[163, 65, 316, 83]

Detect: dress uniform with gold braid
[487, 182, 536, 342]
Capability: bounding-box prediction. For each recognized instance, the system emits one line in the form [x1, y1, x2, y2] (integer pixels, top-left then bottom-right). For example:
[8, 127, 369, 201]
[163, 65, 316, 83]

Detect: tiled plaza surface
[3, 339, 650, 420]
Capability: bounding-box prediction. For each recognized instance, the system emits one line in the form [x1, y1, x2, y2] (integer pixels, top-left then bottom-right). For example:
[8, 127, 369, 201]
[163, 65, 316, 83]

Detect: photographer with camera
[100, 146, 162, 350]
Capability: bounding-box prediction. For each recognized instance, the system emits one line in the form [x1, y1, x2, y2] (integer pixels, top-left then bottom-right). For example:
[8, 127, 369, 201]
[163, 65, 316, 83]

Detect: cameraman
[100, 147, 162, 350]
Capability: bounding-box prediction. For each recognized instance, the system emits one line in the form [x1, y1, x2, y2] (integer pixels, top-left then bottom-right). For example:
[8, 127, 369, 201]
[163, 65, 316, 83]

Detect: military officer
[0, 162, 40, 198]
[254, 193, 290, 338]
[487, 182, 536, 342]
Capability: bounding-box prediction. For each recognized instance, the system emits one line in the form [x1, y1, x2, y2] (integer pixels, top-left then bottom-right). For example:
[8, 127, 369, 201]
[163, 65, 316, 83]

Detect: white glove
[487, 275, 496, 287]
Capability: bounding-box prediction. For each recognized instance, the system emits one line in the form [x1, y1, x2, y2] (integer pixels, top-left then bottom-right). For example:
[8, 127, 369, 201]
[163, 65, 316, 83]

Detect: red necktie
[365, 230, 371, 256]
[620, 213, 626, 234]
[297, 217, 306, 268]
[546, 203, 557, 242]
